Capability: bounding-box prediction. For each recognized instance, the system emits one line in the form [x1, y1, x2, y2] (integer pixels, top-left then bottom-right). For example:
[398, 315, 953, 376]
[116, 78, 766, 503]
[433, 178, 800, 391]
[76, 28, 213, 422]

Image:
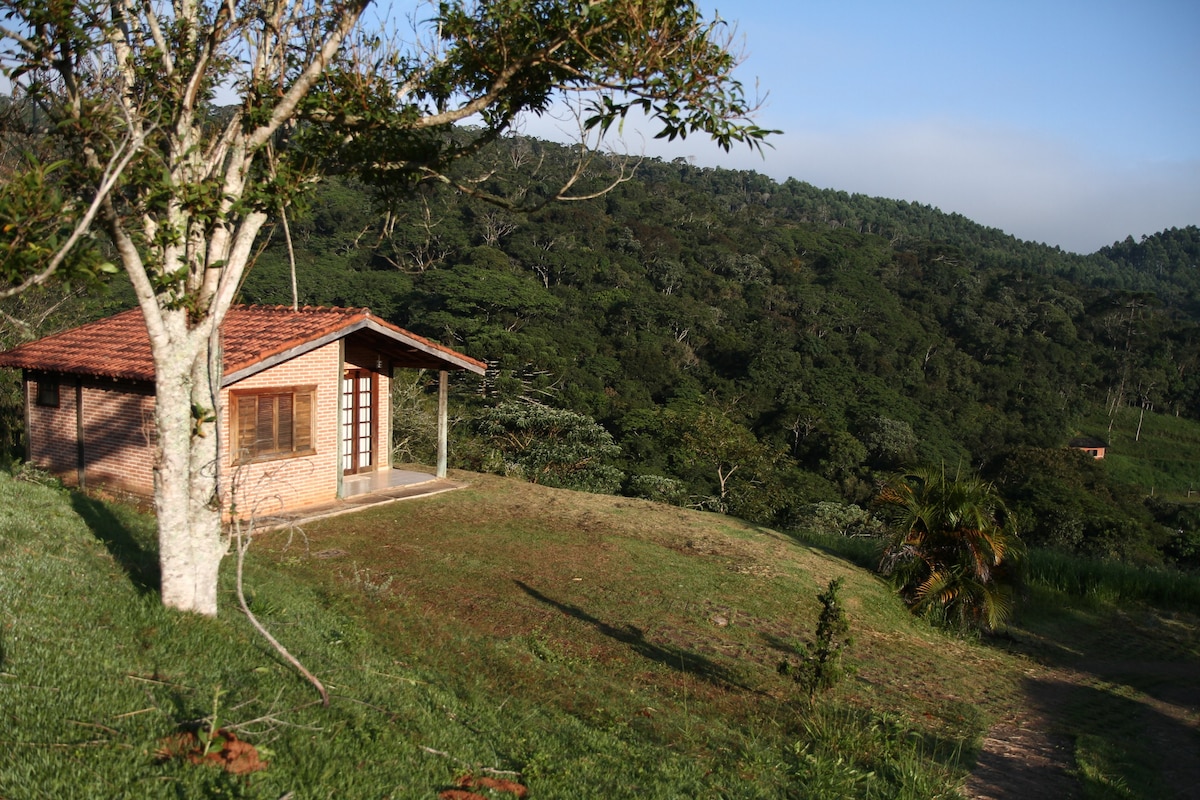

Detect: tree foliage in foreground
[0, 0, 772, 615]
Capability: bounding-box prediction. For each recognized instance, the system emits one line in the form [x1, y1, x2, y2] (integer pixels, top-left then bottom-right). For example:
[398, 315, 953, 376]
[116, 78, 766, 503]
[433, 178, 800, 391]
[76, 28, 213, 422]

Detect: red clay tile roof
[0, 305, 486, 382]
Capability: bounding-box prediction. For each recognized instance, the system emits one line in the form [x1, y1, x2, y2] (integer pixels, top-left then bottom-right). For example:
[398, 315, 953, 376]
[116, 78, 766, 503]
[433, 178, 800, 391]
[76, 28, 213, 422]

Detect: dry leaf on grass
[154, 729, 268, 775]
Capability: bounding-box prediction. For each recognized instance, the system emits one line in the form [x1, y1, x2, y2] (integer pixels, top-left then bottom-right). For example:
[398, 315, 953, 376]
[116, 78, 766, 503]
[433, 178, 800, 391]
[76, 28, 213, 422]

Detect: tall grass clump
[785, 528, 884, 572]
[1026, 547, 1200, 612]
[788, 704, 965, 800]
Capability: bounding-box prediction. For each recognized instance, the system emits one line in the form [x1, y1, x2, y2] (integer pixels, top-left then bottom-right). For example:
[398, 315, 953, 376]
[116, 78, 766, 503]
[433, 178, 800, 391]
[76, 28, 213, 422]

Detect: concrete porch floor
[343, 467, 440, 496]
[257, 467, 467, 529]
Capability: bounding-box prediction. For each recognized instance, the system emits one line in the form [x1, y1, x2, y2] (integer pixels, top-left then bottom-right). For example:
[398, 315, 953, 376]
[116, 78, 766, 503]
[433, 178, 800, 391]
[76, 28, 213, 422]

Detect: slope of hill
[4, 469, 1200, 797]
[0, 469, 1022, 798]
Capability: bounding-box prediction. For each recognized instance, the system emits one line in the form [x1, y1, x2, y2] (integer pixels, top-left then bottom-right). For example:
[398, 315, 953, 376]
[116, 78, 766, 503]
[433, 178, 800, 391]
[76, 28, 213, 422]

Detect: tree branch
[234, 520, 329, 706]
[0, 126, 149, 299]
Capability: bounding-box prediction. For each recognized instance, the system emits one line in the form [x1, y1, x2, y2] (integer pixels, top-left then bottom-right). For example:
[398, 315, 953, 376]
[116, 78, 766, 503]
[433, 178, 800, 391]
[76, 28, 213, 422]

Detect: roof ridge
[233, 303, 366, 314]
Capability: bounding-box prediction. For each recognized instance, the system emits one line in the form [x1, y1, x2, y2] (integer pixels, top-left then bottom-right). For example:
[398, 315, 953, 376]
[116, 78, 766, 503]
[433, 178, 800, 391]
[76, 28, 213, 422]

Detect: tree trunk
[153, 320, 226, 616]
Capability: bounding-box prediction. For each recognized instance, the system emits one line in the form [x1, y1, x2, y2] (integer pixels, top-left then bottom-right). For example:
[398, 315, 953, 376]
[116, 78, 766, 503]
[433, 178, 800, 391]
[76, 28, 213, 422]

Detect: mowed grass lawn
[0, 470, 1027, 798]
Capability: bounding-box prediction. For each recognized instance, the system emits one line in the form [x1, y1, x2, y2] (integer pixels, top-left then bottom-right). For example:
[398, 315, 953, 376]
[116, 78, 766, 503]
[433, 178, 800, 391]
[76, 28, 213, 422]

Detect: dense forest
[5, 134, 1200, 567]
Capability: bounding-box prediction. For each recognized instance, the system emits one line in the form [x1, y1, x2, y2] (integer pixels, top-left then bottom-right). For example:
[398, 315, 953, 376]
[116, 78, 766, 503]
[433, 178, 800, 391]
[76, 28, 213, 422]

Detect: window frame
[230, 384, 317, 465]
[35, 376, 60, 408]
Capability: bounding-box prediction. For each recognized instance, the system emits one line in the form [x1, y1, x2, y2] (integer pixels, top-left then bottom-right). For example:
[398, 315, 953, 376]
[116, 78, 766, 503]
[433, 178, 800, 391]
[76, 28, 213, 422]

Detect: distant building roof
[0, 305, 486, 383]
[1069, 436, 1108, 450]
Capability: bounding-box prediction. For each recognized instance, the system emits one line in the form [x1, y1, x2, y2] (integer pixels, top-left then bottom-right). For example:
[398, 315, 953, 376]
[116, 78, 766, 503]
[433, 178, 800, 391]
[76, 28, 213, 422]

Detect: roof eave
[360, 318, 487, 375]
[221, 317, 485, 385]
[0, 361, 154, 383]
[221, 327, 349, 386]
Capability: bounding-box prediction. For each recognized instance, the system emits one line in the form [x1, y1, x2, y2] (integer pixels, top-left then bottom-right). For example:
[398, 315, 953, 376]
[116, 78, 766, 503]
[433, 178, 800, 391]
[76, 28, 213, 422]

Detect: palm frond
[876, 466, 1023, 632]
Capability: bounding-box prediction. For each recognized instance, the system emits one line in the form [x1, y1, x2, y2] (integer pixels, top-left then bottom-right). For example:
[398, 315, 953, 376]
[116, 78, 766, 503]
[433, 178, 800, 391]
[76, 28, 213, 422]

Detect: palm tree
[876, 467, 1023, 631]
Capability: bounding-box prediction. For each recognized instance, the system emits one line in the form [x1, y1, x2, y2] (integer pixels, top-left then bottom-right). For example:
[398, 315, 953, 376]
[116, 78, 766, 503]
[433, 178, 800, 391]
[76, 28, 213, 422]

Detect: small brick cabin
[1068, 436, 1108, 459]
[0, 305, 485, 516]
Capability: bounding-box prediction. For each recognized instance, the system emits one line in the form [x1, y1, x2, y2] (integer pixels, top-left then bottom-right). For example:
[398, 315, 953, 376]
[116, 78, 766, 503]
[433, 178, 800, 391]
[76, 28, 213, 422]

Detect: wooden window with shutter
[231, 385, 316, 464]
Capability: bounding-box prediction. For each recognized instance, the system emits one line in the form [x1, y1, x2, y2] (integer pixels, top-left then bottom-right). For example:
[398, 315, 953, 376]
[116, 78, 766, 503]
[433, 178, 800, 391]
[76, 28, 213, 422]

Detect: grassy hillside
[0, 470, 1031, 799]
[1076, 405, 1200, 501]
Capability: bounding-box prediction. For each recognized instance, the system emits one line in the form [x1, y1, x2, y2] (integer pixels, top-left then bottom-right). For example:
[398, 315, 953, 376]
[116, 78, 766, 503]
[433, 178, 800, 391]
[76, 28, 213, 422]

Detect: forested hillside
[6, 135, 1200, 564]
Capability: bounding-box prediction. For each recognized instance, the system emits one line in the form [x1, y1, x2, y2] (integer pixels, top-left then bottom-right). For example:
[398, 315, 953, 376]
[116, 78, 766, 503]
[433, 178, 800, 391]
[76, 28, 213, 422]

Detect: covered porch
[333, 322, 486, 493]
[259, 467, 468, 529]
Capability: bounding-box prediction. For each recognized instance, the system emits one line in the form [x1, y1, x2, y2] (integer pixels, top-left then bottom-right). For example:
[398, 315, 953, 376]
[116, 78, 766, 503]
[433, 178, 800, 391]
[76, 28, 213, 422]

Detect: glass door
[342, 369, 375, 474]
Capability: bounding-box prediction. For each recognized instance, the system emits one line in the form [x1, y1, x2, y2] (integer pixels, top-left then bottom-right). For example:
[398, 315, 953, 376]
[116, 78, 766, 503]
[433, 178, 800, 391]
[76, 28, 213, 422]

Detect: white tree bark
[101, 1, 366, 615]
[153, 338, 224, 614]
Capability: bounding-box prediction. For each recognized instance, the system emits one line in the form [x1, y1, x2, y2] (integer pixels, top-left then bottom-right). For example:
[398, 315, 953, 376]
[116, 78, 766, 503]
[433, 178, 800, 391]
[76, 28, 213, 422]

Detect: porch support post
[336, 339, 345, 498]
[436, 370, 449, 478]
[75, 378, 85, 489]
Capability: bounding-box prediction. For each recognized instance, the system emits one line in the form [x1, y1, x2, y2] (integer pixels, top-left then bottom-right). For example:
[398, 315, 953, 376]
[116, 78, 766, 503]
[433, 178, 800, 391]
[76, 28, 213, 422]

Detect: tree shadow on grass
[1025, 673, 1200, 799]
[979, 593, 1200, 800]
[515, 580, 749, 690]
[760, 630, 806, 658]
[70, 491, 160, 596]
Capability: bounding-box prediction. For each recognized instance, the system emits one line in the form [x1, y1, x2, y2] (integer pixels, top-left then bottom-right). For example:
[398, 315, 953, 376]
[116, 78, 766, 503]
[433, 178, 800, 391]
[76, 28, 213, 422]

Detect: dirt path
[965, 612, 1200, 800]
[964, 670, 1080, 800]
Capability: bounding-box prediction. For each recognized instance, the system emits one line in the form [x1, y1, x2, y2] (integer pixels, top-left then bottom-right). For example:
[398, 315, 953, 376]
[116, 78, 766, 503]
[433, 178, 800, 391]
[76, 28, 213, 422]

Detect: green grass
[1026, 547, 1200, 613]
[7, 469, 1200, 798]
[1076, 405, 1200, 501]
[0, 470, 1022, 798]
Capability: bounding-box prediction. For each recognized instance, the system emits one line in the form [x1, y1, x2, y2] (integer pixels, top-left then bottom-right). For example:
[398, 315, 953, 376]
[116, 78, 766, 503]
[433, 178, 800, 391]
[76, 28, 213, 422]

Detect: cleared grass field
[0, 470, 1023, 799]
[1076, 405, 1200, 502]
[4, 469, 1197, 798]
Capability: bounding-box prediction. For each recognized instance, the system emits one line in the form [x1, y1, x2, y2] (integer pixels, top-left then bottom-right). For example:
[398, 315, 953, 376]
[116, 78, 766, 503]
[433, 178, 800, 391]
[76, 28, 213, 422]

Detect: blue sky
[7, 1, 1193, 254]
[574, 0, 1200, 254]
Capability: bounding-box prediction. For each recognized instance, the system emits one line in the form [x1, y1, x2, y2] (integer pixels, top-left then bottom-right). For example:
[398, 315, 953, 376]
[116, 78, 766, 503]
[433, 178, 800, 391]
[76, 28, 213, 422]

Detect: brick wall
[24, 334, 397, 519]
[25, 373, 156, 495]
[27, 373, 79, 479]
[220, 342, 342, 518]
[78, 380, 156, 495]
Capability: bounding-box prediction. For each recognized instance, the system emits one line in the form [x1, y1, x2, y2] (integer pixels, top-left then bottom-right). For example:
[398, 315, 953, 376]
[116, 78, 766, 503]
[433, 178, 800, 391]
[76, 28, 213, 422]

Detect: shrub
[779, 578, 853, 699]
[625, 474, 688, 505]
[804, 501, 884, 538]
[474, 401, 624, 494]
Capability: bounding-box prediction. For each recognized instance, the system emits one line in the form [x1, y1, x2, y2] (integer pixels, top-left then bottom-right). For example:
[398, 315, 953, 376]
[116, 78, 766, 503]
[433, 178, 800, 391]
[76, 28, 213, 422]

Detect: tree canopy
[231, 139, 1200, 568]
[0, 0, 774, 614]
